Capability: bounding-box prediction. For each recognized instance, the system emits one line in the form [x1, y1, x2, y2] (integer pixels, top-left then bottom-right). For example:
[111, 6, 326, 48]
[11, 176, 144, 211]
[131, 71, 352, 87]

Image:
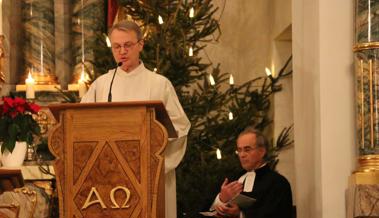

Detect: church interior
[0, 0, 378, 218]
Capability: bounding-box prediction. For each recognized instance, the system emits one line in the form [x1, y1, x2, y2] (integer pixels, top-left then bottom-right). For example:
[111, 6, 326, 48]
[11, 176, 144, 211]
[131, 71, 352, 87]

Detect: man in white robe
[81, 21, 190, 218]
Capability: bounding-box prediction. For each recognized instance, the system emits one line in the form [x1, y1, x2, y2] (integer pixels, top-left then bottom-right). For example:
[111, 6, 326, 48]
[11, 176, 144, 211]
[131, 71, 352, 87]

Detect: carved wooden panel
[48, 105, 167, 218]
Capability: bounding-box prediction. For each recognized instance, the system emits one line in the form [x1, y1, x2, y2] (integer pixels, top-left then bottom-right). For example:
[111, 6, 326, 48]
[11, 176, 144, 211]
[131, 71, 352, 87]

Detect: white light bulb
[154, 68, 158, 72]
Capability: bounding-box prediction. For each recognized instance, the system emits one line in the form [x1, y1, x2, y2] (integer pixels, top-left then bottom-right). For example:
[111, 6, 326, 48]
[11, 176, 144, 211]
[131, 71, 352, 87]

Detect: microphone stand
[107, 62, 122, 102]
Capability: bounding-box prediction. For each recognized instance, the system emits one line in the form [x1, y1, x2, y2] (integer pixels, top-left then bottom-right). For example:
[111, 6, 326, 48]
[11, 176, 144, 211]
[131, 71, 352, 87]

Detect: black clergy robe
[242, 164, 293, 218]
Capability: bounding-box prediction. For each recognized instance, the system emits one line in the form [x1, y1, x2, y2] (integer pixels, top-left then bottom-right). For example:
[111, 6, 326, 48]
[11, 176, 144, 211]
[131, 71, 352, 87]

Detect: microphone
[107, 62, 123, 102]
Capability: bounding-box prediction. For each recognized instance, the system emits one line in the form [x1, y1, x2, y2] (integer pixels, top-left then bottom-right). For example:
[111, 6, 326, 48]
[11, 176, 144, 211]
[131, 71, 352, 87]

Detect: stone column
[21, 0, 58, 85]
[54, 0, 72, 89]
[349, 0, 379, 217]
[70, 0, 104, 84]
[0, 0, 22, 96]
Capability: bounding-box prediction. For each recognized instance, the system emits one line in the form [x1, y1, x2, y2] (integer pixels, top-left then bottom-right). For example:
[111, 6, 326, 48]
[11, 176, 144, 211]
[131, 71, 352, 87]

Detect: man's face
[110, 29, 144, 72]
[236, 133, 266, 171]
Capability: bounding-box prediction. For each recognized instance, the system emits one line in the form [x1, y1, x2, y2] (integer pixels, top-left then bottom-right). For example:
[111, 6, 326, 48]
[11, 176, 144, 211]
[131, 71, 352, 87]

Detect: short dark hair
[108, 20, 143, 41]
[238, 127, 269, 159]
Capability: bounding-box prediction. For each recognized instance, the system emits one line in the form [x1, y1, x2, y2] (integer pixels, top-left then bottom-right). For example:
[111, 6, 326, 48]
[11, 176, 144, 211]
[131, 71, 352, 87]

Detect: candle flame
[26, 71, 35, 83]
[79, 71, 85, 83]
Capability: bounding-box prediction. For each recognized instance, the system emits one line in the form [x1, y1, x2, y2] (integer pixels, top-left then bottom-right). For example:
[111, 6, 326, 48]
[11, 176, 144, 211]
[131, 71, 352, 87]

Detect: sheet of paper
[199, 210, 217, 217]
[230, 193, 256, 209]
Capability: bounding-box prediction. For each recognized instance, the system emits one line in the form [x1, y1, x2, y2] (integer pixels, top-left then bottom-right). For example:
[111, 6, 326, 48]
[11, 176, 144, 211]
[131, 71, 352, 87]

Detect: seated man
[210, 127, 293, 218]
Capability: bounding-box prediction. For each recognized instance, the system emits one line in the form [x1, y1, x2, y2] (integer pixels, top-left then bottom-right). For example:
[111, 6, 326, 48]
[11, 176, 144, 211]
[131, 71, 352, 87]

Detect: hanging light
[216, 148, 222, 160]
[158, 15, 164, 24]
[189, 7, 195, 18]
[189, 46, 193, 56]
[265, 67, 272, 77]
[209, 74, 215, 86]
[228, 111, 234, 120]
[229, 74, 234, 85]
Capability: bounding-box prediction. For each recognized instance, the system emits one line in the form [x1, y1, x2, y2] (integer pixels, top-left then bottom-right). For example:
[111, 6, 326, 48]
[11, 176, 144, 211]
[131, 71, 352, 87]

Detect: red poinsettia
[0, 96, 41, 153]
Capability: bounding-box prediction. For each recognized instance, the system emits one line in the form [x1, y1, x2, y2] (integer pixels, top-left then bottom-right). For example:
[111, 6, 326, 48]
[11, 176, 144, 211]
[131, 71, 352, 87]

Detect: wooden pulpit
[48, 101, 176, 218]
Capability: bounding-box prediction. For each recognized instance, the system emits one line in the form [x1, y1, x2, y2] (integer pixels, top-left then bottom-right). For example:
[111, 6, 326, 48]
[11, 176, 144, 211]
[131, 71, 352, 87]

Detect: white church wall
[270, 0, 295, 204]
[293, 0, 356, 218]
[205, 0, 271, 83]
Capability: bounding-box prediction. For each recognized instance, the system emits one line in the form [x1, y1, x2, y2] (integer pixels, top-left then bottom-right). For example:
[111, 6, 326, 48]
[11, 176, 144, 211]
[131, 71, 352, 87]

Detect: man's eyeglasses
[112, 40, 141, 52]
[235, 146, 259, 155]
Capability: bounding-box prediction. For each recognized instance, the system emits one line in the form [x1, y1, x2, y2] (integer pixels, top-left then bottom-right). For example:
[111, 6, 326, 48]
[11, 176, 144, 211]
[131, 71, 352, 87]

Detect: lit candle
[25, 71, 35, 99]
[189, 46, 193, 56]
[216, 148, 222, 160]
[229, 74, 234, 85]
[189, 7, 195, 18]
[78, 70, 87, 98]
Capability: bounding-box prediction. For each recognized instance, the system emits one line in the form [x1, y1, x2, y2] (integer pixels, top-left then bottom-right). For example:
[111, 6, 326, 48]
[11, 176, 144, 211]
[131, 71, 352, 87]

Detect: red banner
[107, 0, 118, 29]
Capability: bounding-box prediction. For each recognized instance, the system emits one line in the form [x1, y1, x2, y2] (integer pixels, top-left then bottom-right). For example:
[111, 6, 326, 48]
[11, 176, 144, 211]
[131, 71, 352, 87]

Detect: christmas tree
[82, 0, 293, 216]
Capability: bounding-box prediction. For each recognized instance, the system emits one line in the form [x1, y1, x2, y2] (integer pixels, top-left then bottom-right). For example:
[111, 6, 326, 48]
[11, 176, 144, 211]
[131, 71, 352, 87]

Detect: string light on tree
[216, 148, 222, 160]
[154, 68, 158, 72]
[209, 74, 215, 86]
[105, 35, 111, 47]
[265, 67, 272, 77]
[229, 74, 234, 85]
[189, 7, 195, 18]
[158, 15, 164, 24]
[228, 111, 233, 120]
[188, 46, 193, 56]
